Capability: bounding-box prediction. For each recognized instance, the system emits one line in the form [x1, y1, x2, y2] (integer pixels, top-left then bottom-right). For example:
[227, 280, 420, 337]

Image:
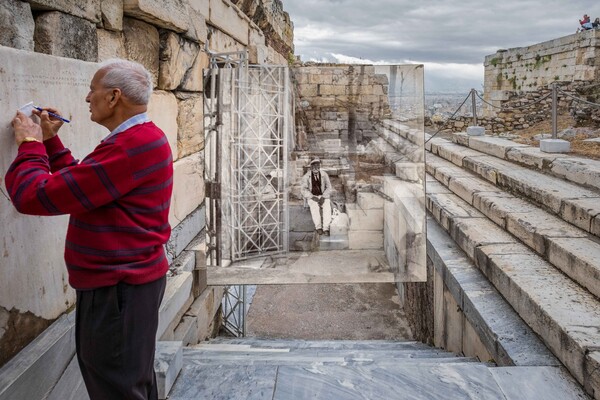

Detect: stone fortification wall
[475, 29, 600, 132]
[292, 64, 392, 150]
[0, 0, 293, 366]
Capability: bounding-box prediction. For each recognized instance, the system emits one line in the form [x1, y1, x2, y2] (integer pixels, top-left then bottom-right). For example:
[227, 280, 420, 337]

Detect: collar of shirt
[102, 112, 150, 142]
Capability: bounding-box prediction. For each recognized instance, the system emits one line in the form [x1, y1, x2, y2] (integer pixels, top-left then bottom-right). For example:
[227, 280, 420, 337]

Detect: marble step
[446, 130, 600, 193]
[0, 312, 76, 400]
[168, 363, 505, 400]
[154, 341, 183, 400]
[425, 174, 600, 396]
[426, 154, 600, 299]
[184, 346, 470, 363]
[379, 119, 425, 147]
[427, 136, 600, 238]
[427, 217, 559, 367]
[371, 127, 425, 182]
[205, 338, 435, 351]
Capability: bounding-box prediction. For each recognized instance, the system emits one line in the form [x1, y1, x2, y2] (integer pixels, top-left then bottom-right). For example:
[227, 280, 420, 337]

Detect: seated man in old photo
[301, 157, 332, 235]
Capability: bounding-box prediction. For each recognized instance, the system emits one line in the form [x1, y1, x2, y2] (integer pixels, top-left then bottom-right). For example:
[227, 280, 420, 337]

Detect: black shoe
[324, 230, 330, 236]
[317, 229, 324, 235]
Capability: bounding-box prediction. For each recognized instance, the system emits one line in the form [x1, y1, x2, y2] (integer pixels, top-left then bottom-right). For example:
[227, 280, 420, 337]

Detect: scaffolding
[204, 54, 292, 336]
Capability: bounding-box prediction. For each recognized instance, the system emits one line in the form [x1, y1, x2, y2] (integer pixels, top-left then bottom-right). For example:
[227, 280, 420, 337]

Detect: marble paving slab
[488, 366, 588, 399]
[168, 365, 277, 400]
[273, 363, 505, 400]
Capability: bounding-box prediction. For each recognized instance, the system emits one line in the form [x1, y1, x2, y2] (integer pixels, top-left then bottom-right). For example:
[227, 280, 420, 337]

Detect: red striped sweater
[5, 122, 173, 289]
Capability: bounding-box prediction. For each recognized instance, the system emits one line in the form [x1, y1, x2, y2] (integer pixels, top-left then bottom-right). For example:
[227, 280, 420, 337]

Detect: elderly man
[301, 157, 332, 235]
[5, 59, 173, 400]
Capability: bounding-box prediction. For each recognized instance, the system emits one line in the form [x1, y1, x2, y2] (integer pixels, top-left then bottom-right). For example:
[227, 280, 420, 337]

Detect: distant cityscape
[424, 91, 483, 121]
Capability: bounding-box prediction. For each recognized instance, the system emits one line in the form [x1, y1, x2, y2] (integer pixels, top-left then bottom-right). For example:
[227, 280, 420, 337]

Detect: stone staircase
[375, 119, 600, 399]
[157, 337, 585, 399]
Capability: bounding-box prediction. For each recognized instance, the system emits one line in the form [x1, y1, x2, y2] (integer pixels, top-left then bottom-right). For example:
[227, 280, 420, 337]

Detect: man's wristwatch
[20, 137, 41, 144]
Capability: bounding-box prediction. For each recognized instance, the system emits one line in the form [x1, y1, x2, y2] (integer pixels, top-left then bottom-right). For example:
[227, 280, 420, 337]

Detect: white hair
[98, 59, 153, 105]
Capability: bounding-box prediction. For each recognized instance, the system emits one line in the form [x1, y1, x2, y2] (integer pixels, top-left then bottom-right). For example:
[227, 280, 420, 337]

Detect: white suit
[300, 169, 332, 231]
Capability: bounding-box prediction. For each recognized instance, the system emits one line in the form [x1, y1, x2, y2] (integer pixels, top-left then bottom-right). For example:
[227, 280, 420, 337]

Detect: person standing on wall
[5, 59, 173, 400]
[301, 157, 332, 236]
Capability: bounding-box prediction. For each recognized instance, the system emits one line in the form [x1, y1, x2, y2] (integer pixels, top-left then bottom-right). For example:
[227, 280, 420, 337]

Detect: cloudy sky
[284, 1, 596, 93]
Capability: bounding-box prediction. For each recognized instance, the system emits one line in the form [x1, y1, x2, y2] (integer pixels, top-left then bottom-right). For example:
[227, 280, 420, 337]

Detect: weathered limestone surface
[232, 0, 293, 57]
[176, 92, 204, 158]
[100, 0, 123, 31]
[189, 0, 209, 18]
[209, 27, 245, 54]
[209, 0, 249, 45]
[0, 1, 35, 51]
[123, 17, 160, 86]
[169, 153, 205, 228]
[148, 90, 179, 161]
[183, 4, 208, 43]
[28, 0, 101, 23]
[248, 25, 267, 64]
[166, 204, 205, 265]
[158, 32, 200, 91]
[157, 272, 193, 340]
[123, 0, 189, 32]
[34, 12, 98, 62]
[97, 28, 126, 62]
[179, 50, 208, 92]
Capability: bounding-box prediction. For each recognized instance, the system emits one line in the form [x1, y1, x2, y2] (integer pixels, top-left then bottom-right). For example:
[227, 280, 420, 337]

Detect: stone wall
[292, 64, 392, 150]
[475, 29, 600, 132]
[430, 83, 584, 134]
[0, 0, 293, 367]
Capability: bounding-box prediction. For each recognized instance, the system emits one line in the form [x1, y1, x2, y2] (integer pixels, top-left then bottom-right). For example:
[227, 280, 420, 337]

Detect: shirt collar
[103, 112, 150, 141]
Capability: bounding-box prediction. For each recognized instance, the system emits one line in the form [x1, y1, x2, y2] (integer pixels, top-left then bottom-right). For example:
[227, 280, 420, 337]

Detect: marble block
[157, 272, 193, 340]
[273, 364, 506, 400]
[154, 341, 183, 400]
[0, 313, 76, 400]
[168, 365, 277, 399]
[540, 138, 571, 153]
[0, 1, 35, 51]
[489, 366, 587, 400]
[123, 0, 189, 32]
[0, 46, 101, 320]
[466, 126, 485, 136]
[208, 0, 249, 46]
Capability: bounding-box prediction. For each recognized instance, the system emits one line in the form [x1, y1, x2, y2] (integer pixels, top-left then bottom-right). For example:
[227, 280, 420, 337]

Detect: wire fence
[432, 84, 600, 139]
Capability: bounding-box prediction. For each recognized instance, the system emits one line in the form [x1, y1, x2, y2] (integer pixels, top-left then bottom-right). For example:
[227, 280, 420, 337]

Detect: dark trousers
[75, 276, 166, 400]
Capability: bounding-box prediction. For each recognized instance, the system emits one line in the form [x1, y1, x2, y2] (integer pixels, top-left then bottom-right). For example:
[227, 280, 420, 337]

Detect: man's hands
[32, 107, 64, 140]
[12, 111, 43, 146]
[311, 196, 325, 206]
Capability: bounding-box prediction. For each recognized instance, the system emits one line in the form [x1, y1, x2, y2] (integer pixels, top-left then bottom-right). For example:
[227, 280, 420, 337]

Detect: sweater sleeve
[43, 135, 78, 173]
[5, 141, 134, 216]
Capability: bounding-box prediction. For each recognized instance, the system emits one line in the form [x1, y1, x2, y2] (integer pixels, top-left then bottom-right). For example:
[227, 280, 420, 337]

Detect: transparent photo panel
[204, 64, 425, 285]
